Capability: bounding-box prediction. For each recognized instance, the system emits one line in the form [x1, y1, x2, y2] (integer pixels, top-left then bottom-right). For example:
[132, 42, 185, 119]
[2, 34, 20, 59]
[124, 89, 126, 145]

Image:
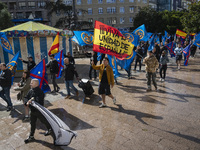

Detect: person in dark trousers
[134, 45, 143, 72]
[190, 42, 197, 57]
[46, 54, 60, 93]
[64, 58, 79, 99]
[155, 42, 161, 62]
[0, 63, 13, 111]
[19, 56, 36, 71]
[89, 51, 97, 80]
[159, 51, 169, 82]
[100, 53, 105, 64]
[64, 52, 75, 66]
[24, 79, 53, 144]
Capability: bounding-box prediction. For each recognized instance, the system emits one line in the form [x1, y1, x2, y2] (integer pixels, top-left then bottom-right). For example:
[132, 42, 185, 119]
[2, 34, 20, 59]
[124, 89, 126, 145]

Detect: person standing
[143, 51, 159, 92]
[159, 51, 169, 82]
[134, 45, 143, 72]
[174, 43, 183, 70]
[64, 58, 79, 99]
[89, 51, 97, 80]
[46, 54, 60, 93]
[92, 57, 116, 108]
[14, 70, 31, 121]
[24, 79, 52, 144]
[19, 56, 36, 71]
[0, 63, 13, 111]
[64, 52, 75, 66]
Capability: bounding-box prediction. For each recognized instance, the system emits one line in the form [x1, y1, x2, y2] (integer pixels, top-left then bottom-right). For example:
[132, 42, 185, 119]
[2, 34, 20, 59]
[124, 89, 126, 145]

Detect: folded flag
[48, 32, 59, 56]
[0, 32, 14, 55]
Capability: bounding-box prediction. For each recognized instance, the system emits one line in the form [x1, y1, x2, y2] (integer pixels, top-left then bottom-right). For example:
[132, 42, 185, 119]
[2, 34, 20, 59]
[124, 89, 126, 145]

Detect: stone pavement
[0, 54, 200, 150]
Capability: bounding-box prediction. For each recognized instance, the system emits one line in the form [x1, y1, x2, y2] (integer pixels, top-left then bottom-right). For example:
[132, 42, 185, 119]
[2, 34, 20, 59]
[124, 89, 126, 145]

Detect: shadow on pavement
[135, 95, 166, 106]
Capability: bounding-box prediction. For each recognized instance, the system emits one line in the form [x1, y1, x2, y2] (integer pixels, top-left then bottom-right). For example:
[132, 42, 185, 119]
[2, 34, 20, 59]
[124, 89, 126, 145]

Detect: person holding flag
[19, 56, 36, 71]
[174, 43, 183, 70]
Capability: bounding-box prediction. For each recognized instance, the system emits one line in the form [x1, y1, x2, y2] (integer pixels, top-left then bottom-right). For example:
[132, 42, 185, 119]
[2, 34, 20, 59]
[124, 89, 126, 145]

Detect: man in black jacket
[64, 52, 75, 66]
[19, 56, 36, 71]
[46, 54, 60, 93]
[64, 58, 79, 99]
[0, 63, 13, 111]
[24, 79, 52, 144]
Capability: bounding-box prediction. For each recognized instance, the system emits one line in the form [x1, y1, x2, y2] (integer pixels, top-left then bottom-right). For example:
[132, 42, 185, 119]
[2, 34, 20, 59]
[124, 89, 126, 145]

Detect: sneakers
[24, 136, 35, 144]
[99, 103, 107, 108]
[76, 91, 79, 97]
[44, 129, 52, 136]
[51, 90, 56, 93]
[6, 106, 13, 112]
[56, 87, 60, 92]
[22, 116, 30, 122]
[146, 88, 152, 92]
[162, 78, 165, 82]
[159, 78, 162, 81]
[65, 95, 71, 99]
[113, 97, 116, 104]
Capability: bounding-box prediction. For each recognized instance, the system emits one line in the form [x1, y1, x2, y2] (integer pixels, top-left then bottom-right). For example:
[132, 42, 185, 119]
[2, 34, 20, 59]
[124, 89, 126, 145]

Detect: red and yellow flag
[48, 32, 59, 56]
[176, 29, 187, 39]
[93, 21, 134, 60]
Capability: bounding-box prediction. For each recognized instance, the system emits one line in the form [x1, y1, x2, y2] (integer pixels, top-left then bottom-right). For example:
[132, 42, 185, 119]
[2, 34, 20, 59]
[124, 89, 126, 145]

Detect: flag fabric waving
[148, 34, 155, 51]
[71, 35, 80, 44]
[54, 50, 64, 79]
[107, 55, 120, 78]
[0, 32, 14, 55]
[133, 24, 148, 41]
[93, 21, 134, 60]
[30, 59, 51, 93]
[73, 31, 93, 46]
[193, 33, 200, 48]
[183, 44, 191, 66]
[48, 32, 59, 56]
[165, 42, 176, 57]
[121, 31, 139, 46]
[176, 29, 187, 39]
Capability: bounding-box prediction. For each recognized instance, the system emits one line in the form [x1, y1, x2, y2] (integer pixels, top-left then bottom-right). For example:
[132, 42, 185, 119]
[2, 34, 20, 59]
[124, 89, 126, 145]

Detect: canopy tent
[0, 21, 72, 70]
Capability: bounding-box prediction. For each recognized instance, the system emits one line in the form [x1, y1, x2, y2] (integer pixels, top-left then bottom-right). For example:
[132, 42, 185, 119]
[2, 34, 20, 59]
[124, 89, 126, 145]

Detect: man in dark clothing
[89, 51, 97, 80]
[134, 45, 143, 71]
[19, 56, 36, 71]
[24, 79, 52, 144]
[46, 54, 60, 93]
[0, 63, 13, 111]
[64, 52, 75, 66]
[64, 58, 79, 99]
[155, 42, 161, 62]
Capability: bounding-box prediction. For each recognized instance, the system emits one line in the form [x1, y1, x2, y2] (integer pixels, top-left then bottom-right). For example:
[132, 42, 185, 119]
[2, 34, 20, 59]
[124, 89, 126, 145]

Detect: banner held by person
[176, 29, 187, 39]
[73, 31, 93, 46]
[54, 50, 64, 79]
[165, 42, 176, 57]
[183, 44, 191, 66]
[0, 32, 14, 55]
[93, 21, 134, 60]
[48, 32, 59, 56]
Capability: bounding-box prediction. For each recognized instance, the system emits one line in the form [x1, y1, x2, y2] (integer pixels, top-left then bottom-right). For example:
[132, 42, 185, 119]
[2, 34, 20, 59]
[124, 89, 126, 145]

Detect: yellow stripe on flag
[48, 32, 59, 55]
[176, 29, 187, 38]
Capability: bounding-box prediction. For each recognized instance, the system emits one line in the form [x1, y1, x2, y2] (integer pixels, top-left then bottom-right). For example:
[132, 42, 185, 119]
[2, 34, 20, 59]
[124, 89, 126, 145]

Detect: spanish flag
[93, 21, 134, 60]
[48, 32, 59, 56]
[176, 29, 187, 39]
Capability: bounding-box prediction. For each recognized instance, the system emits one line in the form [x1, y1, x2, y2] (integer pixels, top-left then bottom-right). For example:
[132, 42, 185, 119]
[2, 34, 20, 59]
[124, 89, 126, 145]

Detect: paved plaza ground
[0, 53, 200, 150]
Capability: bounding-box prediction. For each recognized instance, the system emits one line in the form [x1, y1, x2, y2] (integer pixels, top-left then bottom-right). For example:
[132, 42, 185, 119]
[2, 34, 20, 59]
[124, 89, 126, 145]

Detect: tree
[181, 2, 200, 33]
[0, 2, 13, 30]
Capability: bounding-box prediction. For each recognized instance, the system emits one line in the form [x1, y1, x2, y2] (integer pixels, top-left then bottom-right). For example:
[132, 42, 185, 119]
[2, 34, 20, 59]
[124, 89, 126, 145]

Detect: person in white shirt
[174, 43, 183, 70]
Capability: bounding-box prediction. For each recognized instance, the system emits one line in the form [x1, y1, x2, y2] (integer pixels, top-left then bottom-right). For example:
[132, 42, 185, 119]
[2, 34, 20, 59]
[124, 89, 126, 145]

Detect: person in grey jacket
[159, 51, 169, 82]
[14, 70, 31, 121]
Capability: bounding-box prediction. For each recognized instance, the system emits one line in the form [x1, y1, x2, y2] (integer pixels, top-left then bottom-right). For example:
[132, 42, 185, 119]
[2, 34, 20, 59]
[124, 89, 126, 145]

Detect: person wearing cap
[19, 56, 36, 71]
[46, 54, 60, 93]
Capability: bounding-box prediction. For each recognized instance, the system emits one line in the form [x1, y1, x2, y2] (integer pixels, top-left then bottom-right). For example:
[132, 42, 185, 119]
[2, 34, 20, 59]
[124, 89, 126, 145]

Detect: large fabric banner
[93, 21, 134, 60]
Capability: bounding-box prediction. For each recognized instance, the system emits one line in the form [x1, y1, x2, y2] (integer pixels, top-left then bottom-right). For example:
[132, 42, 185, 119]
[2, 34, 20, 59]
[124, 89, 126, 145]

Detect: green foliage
[0, 2, 13, 30]
[181, 2, 200, 33]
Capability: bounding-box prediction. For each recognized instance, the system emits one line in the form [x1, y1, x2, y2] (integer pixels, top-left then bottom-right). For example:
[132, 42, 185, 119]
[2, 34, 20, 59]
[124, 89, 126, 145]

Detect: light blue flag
[73, 31, 93, 46]
[133, 24, 148, 41]
[194, 33, 200, 48]
[71, 35, 79, 44]
[0, 32, 14, 55]
[148, 34, 155, 51]
[121, 31, 139, 46]
[162, 35, 166, 44]
[97, 52, 102, 61]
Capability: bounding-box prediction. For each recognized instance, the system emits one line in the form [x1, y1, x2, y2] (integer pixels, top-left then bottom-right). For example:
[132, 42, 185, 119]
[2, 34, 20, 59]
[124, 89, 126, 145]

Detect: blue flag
[0, 32, 14, 55]
[121, 31, 139, 46]
[97, 52, 102, 61]
[73, 31, 93, 46]
[162, 35, 166, 45]
[107, 55, 120, 78]
[194, 33, 200, 48]
[148, 34, 155, 51]
[6, 52, 20, 85]
[183, 44, 191, 66]
[55, 50, 64, 79]
[71, 35, 79, 44]
[155, 34, 160, 45]
[30, 59, 51, 93]
[133, 24, 148, 41]
[116, 50, 137, 71]
[165, 42, 176, 57]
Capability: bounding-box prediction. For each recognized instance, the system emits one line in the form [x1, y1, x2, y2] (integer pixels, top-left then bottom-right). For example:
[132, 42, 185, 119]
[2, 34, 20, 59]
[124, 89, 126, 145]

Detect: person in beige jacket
[14, 70, 31, 121]
[143, 51, 159, 91]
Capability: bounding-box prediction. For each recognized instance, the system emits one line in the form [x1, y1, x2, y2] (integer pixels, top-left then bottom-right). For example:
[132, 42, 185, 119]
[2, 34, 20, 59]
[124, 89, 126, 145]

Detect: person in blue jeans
[64, 58, 79, 99]
[0, 63, 13, 111]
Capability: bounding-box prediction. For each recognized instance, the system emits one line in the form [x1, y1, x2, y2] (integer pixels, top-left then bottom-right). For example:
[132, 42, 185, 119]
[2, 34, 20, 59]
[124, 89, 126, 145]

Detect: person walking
[143, 51, 159, 92]
[89, 51, 97, 80]
[19, 56, 36, 71]
[92, 57, 116, 108]
[0, 63, 13, 111]
[134, 45, 143, 72]
[24, 79, 52, 144]
[159, 51, 169, 82]
[14, 70, 31, 121]
[174, 43, 183, 70]
[64, 58, 79, 99]
[64, 52, 75, 66]
[46, 54, 60, 93]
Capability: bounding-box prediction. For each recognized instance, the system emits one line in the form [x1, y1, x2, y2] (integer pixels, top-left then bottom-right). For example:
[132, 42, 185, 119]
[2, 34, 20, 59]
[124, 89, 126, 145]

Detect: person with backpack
[46, 54, 60, 93]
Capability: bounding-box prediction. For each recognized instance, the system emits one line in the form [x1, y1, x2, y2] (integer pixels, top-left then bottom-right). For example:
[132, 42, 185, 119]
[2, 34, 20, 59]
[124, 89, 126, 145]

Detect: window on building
[129, 0, 134, 2]
[38, 1, 46, 8]
[10, 13, 14, 19]
[9, 2, 16, 10]
[106, 0, 116, 3]
[77, 0, 81, 5]
[77, 9, 82, 16]
[28, 2, 35, 9]
[129, 6, 134, 13]
[19, 2, 26, 9]
[63, 0, 72, 5]
[129, 17, 133, 23]
[98, 0, 103, 3]
[88, 0, 92, 4]
[88, 18, 93, 23]
[107, 18, 112, 24]
[98, 8, 103, 14]
[112, 7, 116, 13]
[88, 8, 92, 15]
[35, 11, 42, 18]
[119, 0, 124, 2]
[120, 7, 124, 13]
[107, 7, 111, 13]
[142, 0, 147, 3]
[112, 17, 117, 24]
[16, 12, 24, 19]
[120, 17, 124, 24]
